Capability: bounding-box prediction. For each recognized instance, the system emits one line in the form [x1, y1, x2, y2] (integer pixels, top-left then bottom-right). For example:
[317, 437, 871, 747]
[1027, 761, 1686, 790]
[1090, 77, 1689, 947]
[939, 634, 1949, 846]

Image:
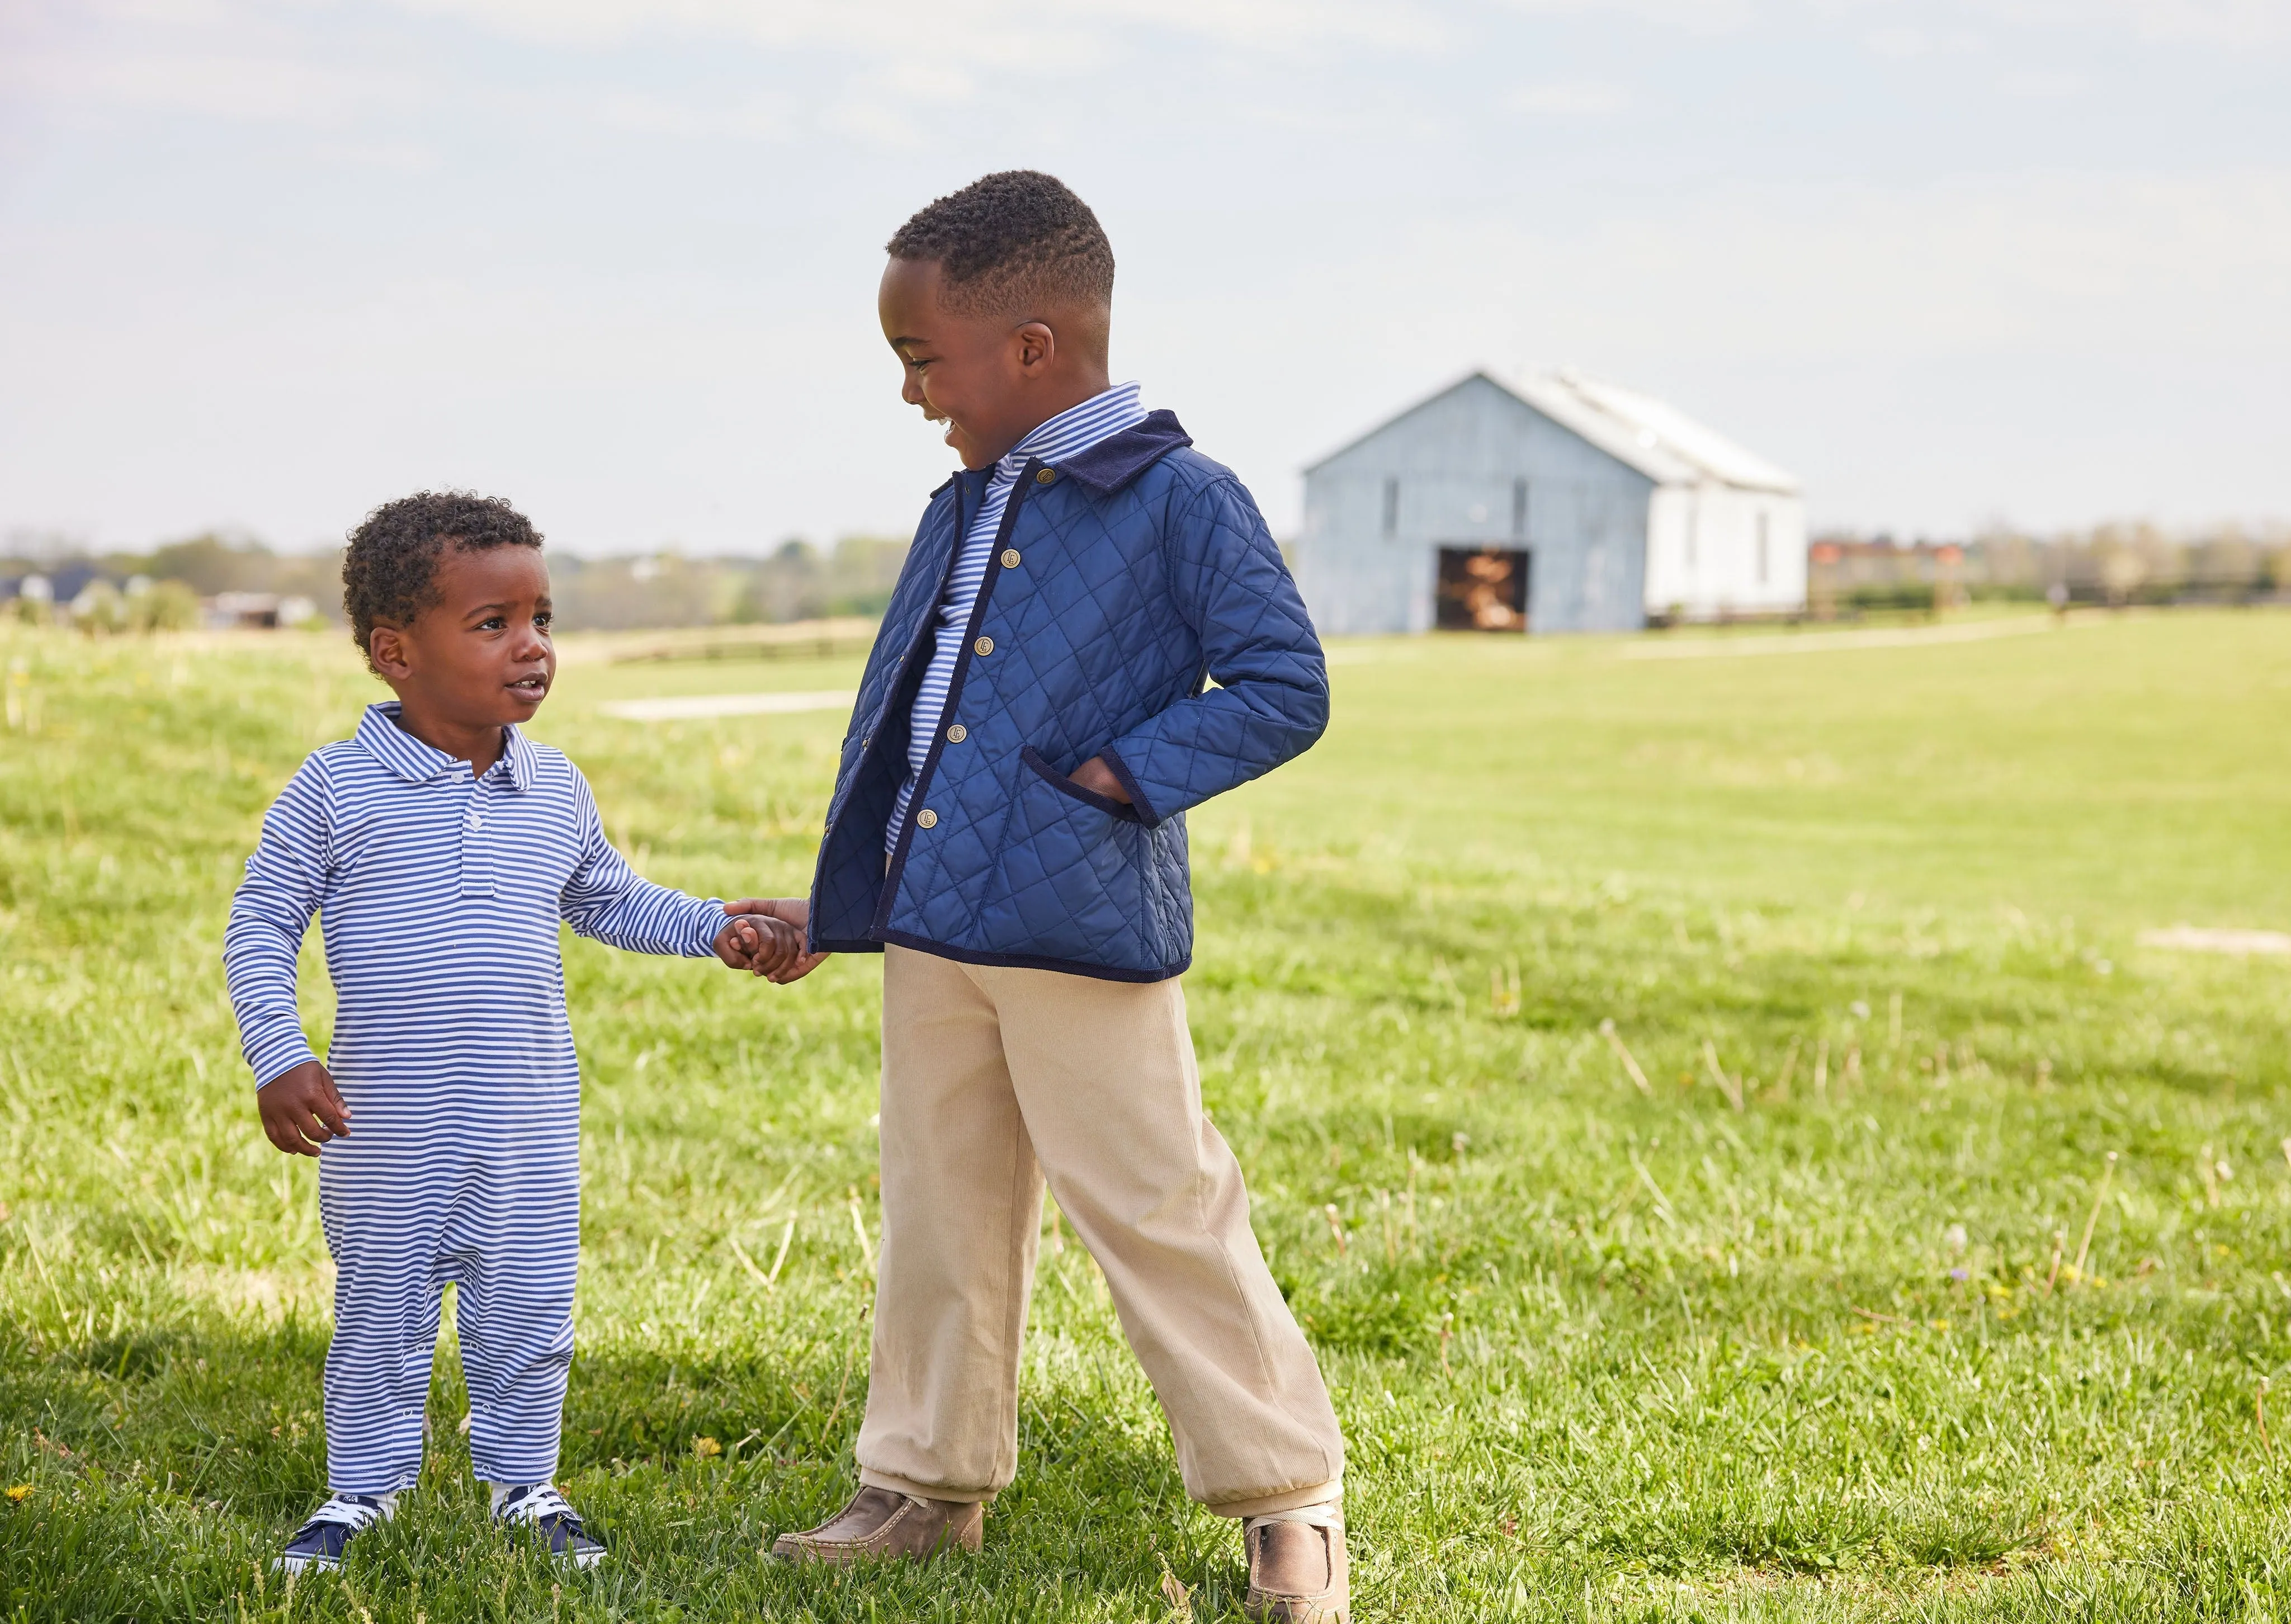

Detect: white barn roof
[1514, 371, 1800, 494]
[1308, 369, 1801, 495]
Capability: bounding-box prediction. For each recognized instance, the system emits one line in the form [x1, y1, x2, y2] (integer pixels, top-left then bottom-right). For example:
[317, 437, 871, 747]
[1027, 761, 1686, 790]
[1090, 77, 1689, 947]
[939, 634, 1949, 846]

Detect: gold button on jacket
[1000, 549, 1021, 569]
[946, 724, 966, 743]
[917, 809, 938, 829]
[1034, 468, 1056, 484]
[974, 635, 994, 657]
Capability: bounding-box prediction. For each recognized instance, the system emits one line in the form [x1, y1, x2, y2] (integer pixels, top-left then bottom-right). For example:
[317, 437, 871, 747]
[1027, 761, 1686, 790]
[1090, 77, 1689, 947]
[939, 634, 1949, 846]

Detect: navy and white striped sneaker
[273, 1493, 395, 1574]
[493, 1484, 604, 1568]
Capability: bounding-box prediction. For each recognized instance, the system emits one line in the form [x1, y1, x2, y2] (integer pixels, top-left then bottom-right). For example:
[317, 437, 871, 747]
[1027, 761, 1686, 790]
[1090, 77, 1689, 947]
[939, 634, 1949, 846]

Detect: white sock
[1244, 1496, 1343, 1531]
[324, 1490, 398, 1518]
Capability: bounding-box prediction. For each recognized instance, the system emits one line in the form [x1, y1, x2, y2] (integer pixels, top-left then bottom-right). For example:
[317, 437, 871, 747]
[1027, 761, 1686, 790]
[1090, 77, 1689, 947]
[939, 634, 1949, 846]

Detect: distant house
[207, 591, 317, 629]
[1296, 371, 1807, 634]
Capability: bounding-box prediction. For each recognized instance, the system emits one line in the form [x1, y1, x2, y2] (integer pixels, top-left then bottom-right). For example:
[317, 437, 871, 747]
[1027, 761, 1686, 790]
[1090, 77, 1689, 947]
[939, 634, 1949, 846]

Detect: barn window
[1756, 512, 1770, 585]
[1381, 478, 1399, 538]
[1511, 478, 1529, 539]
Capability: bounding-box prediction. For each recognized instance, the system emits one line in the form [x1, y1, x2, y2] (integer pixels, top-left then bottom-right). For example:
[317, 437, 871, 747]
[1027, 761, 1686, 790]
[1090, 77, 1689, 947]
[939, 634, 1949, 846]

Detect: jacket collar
[1051, 409, 1192, 498]
[355, 701, 537, 790]
[925, 408, 1191, 505]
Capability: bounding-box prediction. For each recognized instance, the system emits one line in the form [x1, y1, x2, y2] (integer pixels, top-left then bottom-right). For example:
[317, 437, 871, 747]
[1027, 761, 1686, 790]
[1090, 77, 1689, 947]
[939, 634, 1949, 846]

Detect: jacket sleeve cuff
[1097, 746, 1162, 828]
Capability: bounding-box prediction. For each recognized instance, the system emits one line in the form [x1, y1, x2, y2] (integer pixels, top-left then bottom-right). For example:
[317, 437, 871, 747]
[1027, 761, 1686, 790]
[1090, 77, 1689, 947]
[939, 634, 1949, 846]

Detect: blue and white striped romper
[224, 702, 726, 1495]
[888, 381, 1149, 848]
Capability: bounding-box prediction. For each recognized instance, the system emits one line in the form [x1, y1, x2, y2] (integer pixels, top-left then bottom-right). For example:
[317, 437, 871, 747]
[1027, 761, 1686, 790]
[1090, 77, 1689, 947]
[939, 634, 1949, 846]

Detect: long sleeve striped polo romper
[224, 702, 728, 1495]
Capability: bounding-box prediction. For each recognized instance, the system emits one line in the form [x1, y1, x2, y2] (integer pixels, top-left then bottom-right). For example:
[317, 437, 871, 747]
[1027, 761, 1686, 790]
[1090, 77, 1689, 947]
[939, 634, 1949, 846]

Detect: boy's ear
[1013, 319, 1056, 375]
[369, 622, 411, 679]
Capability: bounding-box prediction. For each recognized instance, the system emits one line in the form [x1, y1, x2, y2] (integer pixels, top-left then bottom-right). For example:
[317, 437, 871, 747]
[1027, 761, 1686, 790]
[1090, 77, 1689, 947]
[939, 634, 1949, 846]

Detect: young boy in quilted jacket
[766, 172, 1350, 1620]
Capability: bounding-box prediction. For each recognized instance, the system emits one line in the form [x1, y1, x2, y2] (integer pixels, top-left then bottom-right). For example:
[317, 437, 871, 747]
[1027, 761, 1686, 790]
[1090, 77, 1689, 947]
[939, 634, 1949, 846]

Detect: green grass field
[4, 610, 2290, 1621]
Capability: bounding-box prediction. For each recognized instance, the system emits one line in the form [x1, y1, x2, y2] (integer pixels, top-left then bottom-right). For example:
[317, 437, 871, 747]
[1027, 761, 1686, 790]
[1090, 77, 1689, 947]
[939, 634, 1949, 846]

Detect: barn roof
[1306, 369, 1801, 495]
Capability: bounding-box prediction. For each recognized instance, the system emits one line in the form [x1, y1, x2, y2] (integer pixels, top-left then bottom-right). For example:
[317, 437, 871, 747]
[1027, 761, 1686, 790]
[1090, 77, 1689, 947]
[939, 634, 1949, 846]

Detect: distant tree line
[1, 531, 913, 633]
[1810, 521, 2291, 616]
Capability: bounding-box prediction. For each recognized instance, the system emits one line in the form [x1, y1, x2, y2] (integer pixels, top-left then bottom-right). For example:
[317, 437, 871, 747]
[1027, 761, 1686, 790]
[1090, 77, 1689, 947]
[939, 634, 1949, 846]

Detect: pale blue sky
[4, 0, 2288, 555]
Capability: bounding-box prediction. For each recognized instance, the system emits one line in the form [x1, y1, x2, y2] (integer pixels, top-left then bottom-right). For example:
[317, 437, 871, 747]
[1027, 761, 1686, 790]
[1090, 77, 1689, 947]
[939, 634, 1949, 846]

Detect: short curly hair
[886, 170, 1114, 319]
[342, 492, 542, 671]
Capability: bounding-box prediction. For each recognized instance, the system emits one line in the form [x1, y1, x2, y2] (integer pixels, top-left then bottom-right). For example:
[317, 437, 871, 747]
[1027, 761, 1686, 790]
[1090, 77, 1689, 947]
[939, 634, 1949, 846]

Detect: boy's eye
[478, 615, 506, 631]
[535, 613, 553, 631]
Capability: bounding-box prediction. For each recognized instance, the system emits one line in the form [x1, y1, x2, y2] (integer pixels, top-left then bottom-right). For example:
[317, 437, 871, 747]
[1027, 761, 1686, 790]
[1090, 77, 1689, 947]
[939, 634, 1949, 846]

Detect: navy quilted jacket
[807, 410, 1328, 981]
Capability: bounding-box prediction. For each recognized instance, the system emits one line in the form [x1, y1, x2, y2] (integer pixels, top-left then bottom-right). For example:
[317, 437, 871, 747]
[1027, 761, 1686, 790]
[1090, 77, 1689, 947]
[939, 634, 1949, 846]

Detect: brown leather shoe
[1244, 1519, 1350, 1622]
[769, 1485, 983, 1566]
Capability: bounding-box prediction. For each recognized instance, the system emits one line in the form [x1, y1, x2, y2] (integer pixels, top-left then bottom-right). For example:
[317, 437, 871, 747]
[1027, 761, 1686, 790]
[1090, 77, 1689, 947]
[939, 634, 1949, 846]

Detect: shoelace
[497, 1484, 579, 1527]
[295, 1494, 389, 1538]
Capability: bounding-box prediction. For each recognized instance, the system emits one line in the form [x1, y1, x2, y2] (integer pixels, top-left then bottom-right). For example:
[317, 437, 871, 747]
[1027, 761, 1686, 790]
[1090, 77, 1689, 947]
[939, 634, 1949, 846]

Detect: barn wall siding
[1643, 486, 1809, 616]
[1299, 375, 1655, 635]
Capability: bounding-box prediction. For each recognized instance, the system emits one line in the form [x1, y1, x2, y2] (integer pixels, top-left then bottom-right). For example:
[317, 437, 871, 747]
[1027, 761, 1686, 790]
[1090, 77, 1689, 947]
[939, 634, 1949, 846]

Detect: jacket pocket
[986, 749, 1155, 969]
[1019, 745, 1142, 823]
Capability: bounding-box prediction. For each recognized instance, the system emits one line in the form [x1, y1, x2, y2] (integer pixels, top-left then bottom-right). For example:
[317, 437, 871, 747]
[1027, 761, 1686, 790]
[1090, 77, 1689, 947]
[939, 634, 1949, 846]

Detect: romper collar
[354, 702, 537, 790]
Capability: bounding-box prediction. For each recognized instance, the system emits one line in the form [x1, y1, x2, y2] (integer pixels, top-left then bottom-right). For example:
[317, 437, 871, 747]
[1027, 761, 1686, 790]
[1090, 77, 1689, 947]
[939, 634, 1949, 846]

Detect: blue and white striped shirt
[889, 381, 1149, 850]
[224, 702, 725, 1092]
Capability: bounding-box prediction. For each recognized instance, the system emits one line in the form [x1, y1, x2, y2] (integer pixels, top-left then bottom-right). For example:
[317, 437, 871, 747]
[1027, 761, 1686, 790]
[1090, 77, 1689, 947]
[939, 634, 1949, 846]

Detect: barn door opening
[1436, 545, 1530, 631]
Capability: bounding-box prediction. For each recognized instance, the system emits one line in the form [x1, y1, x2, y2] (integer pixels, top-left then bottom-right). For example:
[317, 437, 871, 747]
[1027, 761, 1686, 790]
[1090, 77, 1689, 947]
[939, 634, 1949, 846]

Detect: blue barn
[1296, 371, 1806, 634]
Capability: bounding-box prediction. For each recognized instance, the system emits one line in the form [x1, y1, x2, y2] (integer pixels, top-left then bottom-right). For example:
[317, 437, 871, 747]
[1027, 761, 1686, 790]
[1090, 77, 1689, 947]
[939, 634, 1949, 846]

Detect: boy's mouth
[507, 674, 549, 701]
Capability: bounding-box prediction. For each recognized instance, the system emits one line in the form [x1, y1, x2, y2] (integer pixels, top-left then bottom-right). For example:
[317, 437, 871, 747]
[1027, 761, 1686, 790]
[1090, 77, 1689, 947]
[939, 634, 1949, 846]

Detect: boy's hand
[715, 914, 802, 975]
[720, 898, 830, 984]
[1069, 756, 1132, 803]
[257, 1061, 352, 1157]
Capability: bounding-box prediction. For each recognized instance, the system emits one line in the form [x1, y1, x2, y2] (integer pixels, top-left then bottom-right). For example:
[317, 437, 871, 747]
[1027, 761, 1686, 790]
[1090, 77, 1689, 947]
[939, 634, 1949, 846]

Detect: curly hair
[886, 170, 1114, 319]
[341, 492, 542, 671]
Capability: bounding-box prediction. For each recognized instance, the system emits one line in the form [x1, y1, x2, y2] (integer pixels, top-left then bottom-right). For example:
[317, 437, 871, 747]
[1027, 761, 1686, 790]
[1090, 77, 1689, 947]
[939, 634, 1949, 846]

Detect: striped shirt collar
[355, 701, 538, 790]
[991, 381, 1146, 480]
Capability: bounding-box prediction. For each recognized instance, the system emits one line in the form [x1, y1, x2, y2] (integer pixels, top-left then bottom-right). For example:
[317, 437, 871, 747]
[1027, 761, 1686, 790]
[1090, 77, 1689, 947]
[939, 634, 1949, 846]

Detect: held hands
[256, 907, 820, 1158]
[258, 1060, 352, 1157]
[716, 898, 830, 984]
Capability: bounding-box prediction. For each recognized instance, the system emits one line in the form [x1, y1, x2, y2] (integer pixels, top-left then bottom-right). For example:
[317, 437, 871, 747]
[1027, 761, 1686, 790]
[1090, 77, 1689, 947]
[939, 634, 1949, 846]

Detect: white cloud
[1996, 67, 2088, 98]
[876, 59, 977, 103]
[819, 97, 930, 152]
[1863, 24, 1984, 58]
[1501, 170, 2291, 362]
[1495, 0, 1761, 33]
[601, 90, 789, 141]
[10, 48, 407, 122]
[1501, 0, 2291, 47]
[1508, 79, 1632, 116]
[387, 0, 1442, 56]
[2015, 0, 2291, 46]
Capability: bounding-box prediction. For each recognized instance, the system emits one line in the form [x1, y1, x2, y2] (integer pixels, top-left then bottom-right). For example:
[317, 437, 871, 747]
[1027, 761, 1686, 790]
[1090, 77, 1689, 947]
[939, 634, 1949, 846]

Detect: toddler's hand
[716, 913, 804, 975]
[257, 1060, 352, 1157]
[722, 898, 830, 984]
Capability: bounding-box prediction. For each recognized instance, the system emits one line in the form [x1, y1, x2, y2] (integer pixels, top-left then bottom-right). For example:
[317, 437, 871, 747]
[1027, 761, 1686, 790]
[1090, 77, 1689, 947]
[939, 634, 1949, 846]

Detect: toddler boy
[777, 172, 1350, 1622]
[224, 492, 808, 1574]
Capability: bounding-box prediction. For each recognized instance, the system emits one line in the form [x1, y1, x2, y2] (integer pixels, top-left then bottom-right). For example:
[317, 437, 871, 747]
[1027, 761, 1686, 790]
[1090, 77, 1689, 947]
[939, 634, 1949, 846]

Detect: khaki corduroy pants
[853, 946, 1345, 1517]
